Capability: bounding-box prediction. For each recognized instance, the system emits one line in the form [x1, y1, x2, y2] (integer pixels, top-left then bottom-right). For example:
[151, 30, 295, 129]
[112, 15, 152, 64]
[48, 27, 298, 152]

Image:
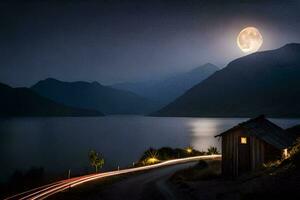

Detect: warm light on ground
[283, 148, 289, 159]
[146, 157, 159, 164]
[186, 147, 193, 153]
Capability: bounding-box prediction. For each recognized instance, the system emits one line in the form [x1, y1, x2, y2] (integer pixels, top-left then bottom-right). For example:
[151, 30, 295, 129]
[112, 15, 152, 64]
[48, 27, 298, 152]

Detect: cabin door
[238, 136, 250, 175]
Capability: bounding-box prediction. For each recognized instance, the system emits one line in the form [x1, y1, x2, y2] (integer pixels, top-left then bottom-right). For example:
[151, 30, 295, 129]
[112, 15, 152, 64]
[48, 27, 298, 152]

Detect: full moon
[237, 27, 263, 53]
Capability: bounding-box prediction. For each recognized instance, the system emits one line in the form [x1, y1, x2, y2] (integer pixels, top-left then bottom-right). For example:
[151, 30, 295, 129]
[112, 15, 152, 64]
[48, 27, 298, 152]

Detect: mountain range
[112, 63, 219, 106]
[153, 43, 300, 117]
[31, 78, 158, 115]
[2, 44, 300, 117]
[0, 83, 102, 116]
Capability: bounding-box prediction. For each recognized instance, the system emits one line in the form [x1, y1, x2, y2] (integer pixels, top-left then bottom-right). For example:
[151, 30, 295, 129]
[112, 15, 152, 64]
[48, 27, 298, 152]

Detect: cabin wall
[221, 130, 239, 177]
[250, 136, 265, 170]
[221, 130, 280, 177]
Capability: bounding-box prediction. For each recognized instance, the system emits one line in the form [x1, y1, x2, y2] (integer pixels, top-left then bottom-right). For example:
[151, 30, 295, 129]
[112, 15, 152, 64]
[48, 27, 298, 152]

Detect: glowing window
[240, 137, 247, 144]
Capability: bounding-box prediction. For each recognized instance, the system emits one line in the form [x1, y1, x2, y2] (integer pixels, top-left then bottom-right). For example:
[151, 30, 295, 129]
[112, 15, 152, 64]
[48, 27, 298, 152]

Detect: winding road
[89, 162, 197, 200]
[5, 155, 221, 200]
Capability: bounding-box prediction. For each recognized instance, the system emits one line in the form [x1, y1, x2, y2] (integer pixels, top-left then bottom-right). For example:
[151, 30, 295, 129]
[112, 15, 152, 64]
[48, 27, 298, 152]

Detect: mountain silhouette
[153, 43, 300, 117]
[0, 82, 102, 116]
[31, 78, 158, 115]
[112, 63, 219, 106]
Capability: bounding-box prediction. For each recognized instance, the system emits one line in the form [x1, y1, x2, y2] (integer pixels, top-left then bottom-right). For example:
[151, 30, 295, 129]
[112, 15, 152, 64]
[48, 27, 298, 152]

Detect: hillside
[170, 141, 300, 200]
[153, 44, 300, 117]
[112, 63, 219, 106]
[31, 78, 158, 115]
[0, 83, 102, 117]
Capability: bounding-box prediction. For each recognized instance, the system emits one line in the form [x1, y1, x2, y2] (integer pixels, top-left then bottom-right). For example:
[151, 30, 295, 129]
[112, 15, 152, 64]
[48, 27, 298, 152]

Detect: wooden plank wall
[222, 131, 238, 177]
[250, 136, 265, 170]
[222, 130, 272, 177]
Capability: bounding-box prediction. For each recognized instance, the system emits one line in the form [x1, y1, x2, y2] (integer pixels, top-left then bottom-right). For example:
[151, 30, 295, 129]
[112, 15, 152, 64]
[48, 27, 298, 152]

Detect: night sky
[1, 0, 300, 87]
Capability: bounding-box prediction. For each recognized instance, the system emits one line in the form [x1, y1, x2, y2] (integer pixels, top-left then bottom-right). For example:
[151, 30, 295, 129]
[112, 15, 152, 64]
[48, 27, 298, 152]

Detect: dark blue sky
[1, 0, 300, 87]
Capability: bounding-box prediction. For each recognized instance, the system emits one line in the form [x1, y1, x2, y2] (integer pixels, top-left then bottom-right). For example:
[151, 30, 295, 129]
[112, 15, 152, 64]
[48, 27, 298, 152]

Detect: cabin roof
[215, 115, 294, 149]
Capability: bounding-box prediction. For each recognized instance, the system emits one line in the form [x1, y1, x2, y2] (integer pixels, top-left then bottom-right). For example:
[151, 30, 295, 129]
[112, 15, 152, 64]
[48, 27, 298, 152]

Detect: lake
[1, 116, 299, 182]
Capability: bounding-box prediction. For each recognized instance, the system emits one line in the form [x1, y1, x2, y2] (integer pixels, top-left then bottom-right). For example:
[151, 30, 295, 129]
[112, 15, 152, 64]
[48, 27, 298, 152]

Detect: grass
[170, 159, 221, 182]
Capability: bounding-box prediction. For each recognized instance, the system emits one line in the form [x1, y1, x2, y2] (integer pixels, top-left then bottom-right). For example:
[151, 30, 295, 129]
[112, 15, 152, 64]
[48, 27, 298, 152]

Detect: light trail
[5, 155, 221, 200]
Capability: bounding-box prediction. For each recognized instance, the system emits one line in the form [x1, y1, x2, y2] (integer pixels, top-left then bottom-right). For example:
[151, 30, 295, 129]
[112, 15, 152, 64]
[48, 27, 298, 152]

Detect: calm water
[0, 116, 299, 182]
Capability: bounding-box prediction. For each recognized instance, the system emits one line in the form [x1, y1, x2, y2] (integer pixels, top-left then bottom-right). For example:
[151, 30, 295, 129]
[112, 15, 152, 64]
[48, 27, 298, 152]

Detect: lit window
[241, 137, 247, 144]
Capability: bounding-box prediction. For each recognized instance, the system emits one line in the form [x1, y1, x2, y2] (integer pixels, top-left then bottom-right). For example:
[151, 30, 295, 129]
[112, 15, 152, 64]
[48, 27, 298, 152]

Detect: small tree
[89, 150, 105, 173]
[207, 146, 219, 155]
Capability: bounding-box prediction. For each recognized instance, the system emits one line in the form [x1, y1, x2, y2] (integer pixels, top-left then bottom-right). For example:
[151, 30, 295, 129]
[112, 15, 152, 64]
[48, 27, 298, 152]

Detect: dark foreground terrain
[171, 142, 300, 200]
[48, 162, 198, 200]
[49, 139, 300, 200]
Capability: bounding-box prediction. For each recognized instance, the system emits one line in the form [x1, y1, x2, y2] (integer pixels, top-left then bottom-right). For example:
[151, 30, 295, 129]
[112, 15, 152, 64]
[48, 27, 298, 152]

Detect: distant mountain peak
[153, 43, 300, 117]
[31, 78, 158, 115]
[191, 63, 219, 72]
[281, 43, 300, 49]
[45, 77, 58, 81]
[0, 82, 103, 117]
[112, 63, 219, 106]
[91, 81, 101, 86]
[202, 63, 218, 68]
[37, 78, 103, 87]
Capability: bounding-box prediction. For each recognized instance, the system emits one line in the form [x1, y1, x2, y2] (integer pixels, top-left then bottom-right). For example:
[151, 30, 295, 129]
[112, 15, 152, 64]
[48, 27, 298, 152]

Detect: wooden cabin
[215, 115, 294, 177]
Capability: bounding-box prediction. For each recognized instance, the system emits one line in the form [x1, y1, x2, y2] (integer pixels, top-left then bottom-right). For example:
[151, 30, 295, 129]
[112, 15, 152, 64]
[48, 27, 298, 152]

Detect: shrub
[207, 146, 219, 155]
